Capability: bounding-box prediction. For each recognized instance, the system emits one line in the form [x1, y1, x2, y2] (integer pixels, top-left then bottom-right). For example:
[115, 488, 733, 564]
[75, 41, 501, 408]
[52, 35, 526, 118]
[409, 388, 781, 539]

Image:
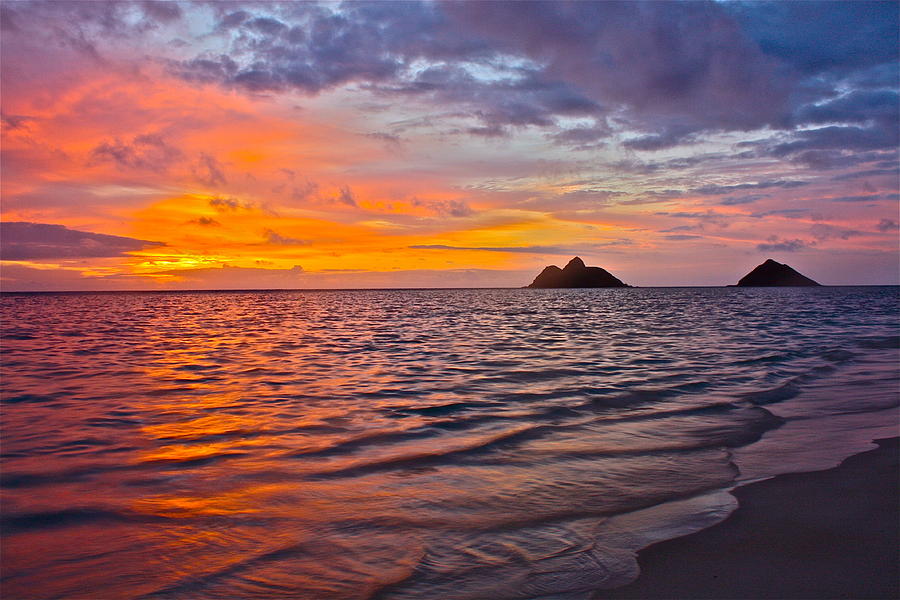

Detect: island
[735, 258, 821, 286]
[528, 257, 630, 288]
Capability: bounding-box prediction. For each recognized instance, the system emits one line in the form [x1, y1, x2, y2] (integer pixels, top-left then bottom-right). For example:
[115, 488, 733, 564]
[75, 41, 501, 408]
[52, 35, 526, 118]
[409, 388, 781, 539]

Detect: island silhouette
[527, 257, 822, 287]
[527, 257, 630, 288]
[734, 259, 821, 286]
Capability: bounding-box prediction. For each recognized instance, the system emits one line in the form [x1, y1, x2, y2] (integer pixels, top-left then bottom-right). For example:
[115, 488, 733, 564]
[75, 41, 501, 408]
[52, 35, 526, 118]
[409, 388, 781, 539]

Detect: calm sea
[2, 287, 897, 599]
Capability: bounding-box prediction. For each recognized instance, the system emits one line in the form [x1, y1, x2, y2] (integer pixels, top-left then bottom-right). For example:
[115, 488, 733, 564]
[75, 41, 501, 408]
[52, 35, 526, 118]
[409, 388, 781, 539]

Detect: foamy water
[1, 287, 897, 599]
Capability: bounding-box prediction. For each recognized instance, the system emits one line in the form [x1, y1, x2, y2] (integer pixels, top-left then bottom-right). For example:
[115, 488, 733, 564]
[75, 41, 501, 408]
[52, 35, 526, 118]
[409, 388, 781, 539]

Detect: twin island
[527, 257, 821, 288]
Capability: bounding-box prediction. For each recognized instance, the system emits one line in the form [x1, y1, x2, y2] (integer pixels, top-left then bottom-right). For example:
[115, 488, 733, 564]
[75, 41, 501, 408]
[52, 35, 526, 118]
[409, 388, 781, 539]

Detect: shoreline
[595, 437, 899, 599]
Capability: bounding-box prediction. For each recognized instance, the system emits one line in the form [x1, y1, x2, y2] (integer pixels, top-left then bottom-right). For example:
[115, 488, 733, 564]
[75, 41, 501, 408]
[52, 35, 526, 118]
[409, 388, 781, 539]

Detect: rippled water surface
[2, 287, 897, 599]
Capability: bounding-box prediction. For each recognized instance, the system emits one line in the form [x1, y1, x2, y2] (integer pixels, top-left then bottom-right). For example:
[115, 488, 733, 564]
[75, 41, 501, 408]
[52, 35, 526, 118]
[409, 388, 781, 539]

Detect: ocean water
[1, 287, 897, 600]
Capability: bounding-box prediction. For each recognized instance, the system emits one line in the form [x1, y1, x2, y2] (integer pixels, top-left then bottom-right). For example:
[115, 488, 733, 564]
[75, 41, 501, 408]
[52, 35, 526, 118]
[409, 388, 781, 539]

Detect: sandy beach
[597, 437, 899, 599]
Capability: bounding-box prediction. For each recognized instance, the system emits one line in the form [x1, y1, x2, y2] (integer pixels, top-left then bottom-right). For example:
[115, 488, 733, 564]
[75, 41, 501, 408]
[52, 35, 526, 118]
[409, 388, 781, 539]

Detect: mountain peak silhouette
[528, 257, 629, 288]
[564, 257, 586, 270]
[736, 259, 821, 286]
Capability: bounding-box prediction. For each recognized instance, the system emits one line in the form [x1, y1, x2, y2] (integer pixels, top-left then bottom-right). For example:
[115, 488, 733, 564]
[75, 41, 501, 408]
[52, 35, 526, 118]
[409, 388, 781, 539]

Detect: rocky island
[528, 257, 630, 288]
[735, 259, 821, 286]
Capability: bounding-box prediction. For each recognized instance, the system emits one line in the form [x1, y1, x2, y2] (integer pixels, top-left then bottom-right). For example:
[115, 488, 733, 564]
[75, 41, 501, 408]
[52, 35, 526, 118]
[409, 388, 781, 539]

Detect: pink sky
[1, 1, 897, 290]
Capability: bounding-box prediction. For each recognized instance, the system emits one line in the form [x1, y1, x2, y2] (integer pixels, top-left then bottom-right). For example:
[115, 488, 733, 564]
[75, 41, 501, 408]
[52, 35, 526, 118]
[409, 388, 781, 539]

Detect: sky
[1, 0, 898, 290]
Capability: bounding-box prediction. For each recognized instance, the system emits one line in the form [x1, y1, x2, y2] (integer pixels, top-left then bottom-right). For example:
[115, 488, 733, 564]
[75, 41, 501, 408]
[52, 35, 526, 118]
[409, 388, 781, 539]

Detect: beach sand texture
[598, 437, 899, 599]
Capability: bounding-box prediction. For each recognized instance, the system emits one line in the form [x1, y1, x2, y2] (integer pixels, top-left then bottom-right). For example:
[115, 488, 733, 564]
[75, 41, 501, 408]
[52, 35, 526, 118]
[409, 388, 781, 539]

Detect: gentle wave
[1, 286, 897, 599]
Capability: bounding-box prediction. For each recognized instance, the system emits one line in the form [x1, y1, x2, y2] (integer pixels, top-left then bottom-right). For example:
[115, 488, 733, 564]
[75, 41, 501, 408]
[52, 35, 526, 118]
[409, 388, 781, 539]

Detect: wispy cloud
[756, 237, 808, 252]
[410, 244, 578, 255]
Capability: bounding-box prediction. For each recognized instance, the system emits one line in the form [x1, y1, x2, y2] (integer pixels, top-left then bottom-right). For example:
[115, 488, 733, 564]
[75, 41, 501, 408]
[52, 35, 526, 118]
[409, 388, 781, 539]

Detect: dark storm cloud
[176, 54, 239, 86]
[788, 149, 887, 171]
[771, 126, 899, 157]
[173, 2, 432, 95]
[623, 129, 697, 152]
[741, 123, 900, 169]
[1, 222, 164, 260]
[2, 0, 184, 38]
[218, 10, 251, 29]
[548, 122, 611, 149]
[725, 1, 898, 76]
[374, 64, 604, 135]
[162, 1, 799, 138]
[8, 0, 899, 155]
[444, 0, 792, 134]
[792, 90, 899, 127]
[245, 16, 287, 36]
[832, 167, 900, 182]
[845, 63, 900, 91]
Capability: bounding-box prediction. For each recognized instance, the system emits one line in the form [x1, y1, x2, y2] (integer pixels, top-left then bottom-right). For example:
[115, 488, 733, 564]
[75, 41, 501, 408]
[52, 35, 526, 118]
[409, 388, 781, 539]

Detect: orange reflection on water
[141, 410, 258, 437]
[131, 482, 292, 518]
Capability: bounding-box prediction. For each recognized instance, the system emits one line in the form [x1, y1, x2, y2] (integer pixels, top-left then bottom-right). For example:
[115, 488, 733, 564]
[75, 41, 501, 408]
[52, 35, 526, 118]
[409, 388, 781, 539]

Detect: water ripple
[1, 287, 897, 599]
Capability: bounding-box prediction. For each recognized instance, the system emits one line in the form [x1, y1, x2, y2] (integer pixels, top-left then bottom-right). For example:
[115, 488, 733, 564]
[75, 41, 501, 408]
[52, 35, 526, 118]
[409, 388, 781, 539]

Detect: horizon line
[2, 284, 898, 294]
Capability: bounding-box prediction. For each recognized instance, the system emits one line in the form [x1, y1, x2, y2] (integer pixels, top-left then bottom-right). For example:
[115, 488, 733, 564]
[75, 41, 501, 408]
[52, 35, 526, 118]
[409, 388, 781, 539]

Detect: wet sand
[597, 437, 899, 600]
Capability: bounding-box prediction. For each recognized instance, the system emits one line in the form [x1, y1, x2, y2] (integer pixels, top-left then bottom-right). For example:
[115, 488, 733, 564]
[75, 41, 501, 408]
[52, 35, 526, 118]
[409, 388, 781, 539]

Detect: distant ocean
[2, 287, 897, 599]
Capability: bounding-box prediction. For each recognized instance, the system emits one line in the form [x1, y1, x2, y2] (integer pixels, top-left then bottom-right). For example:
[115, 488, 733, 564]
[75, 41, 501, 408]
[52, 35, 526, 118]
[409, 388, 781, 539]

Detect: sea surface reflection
[2, 287, 897, 599]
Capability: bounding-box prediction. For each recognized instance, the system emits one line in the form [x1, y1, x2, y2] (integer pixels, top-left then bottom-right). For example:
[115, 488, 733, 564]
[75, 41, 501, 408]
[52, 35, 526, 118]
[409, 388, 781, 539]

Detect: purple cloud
[444, 1, 791, 134]
[337, 185, 357, 207]
[726, 1, 897, 76]
[877, 219, 899, 232]
[692, 180, 807, 196]
[90, 134, 183, 172]
[664, 234, 703, 241]
[209, 197, 249, 212]
[263, 229, 310, 245]
[756, 237, 807, 252]
[411, 198, 474, 218]
[1, 222, 164, 260]
[193, 153, 227, 187]
[828, 193, 899, 203]
[810, 224, 862, 241]
[188, 216, 220, 227]
[7, 0, 896, 154]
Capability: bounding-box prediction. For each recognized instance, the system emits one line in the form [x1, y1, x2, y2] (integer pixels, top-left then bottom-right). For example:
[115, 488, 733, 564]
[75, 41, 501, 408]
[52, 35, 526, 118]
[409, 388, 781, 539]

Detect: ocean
[1, 287, 897, 599]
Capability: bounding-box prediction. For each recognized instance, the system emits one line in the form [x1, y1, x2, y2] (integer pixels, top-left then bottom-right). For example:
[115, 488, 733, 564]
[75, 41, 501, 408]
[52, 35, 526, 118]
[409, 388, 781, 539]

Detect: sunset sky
[1, 0, 897, 290]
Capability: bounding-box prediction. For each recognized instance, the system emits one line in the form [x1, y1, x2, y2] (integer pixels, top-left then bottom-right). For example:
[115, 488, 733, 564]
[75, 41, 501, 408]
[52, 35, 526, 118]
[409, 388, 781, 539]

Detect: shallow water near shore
[2, 286, 897, 599]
